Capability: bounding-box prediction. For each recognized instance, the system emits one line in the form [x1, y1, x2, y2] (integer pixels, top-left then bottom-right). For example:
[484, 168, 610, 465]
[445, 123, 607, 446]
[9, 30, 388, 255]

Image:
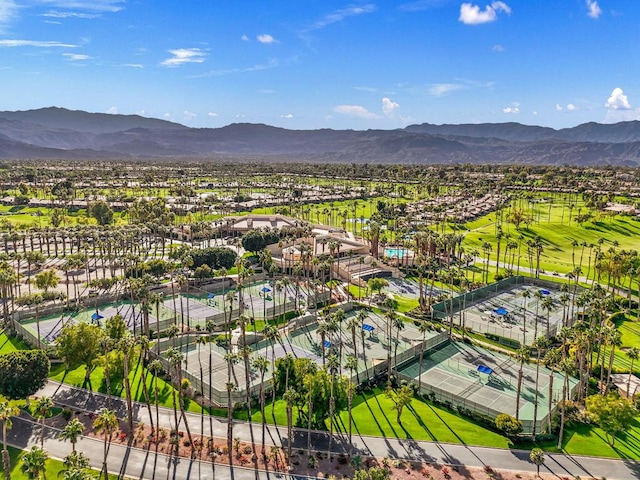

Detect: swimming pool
[384, 247, 406, 258]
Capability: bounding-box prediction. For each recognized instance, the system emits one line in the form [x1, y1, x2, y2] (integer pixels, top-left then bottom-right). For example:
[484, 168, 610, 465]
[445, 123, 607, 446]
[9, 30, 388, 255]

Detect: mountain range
[1, 107, 640, 165]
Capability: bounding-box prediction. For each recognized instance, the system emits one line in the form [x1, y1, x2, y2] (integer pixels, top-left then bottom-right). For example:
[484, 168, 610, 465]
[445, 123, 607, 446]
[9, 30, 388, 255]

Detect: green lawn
[546, 418, 640, 459]
[236, 387, 511, 449]
[49, 353, 204, 414]
[460, 197, 640, 278]
[1, 446, 121, 480]
[0, 331, 29, 354]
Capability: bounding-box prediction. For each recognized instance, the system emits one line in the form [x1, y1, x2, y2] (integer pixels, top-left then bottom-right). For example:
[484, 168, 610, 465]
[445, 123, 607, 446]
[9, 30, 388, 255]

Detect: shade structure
[540, 289, 551, 295]
[91, 312, 104, 321]
[261, 287, 271, 293]
[477, 365, 493, 375]
[207, 293, 215, 299]
[324, 340, 331, 348]
[493, 307, 508, 316]
[362, 324, 375, 332]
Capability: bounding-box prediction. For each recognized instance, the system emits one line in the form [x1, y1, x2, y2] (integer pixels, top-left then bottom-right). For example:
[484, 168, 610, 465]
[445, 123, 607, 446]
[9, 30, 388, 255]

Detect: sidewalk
[33, 380, 640, 480]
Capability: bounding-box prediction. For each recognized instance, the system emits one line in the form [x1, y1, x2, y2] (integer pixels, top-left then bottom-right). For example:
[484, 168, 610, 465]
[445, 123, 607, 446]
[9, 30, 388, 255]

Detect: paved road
[22, 381, 640, 480]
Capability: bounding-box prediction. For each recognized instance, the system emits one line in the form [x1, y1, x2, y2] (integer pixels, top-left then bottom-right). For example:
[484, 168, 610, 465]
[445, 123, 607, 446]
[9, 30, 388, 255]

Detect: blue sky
[0, 0, 638, 130]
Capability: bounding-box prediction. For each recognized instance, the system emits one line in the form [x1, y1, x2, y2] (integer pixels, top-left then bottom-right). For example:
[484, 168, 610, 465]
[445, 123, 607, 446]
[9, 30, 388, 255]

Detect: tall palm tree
[283, 387, 297, 461]
[34, 396, 54, 448]
[148, 360, 163, 448]
[0, 397, 20, 479]
[326, 353, 339, 460]
[253, 355, 269, 458]
[344, 353, 358, 458]
[166, 347, 195, 458]
[93, 408, 118, 480]
[627, 347, 640, 397]
[60, 417, 84, 453]
[531, 336, 549, 438]
[543, 347, 561, 432]
[514, 346, 531, 421]
[118, 335, 136, 435]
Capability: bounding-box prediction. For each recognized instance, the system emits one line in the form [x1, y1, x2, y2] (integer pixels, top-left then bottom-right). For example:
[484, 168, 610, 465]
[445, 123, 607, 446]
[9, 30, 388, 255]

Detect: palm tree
[283, 387, 297, 461]
[529, 447, 545, 477]
[60, 417, 84, 453]
[514, 346, 531, 421]
[118, 335, 136, 435]
[93, 408, 118, 480]
[543, 347, 561, 432]
[346, 315, 360, 383]
[326, 353, 340, 459]
[344, 353, 358, 458]
[34, 396, 54, 448]
[0, 397, 20, 479]
[166, 347, 195, 458]
[148, 359, 163, 448]
[61, 450, 90, 478]
[531, 336, 549, 438]
[627, 347, 640, 397]
[253, 355, 269, 458]
[20, 446, 49, 480]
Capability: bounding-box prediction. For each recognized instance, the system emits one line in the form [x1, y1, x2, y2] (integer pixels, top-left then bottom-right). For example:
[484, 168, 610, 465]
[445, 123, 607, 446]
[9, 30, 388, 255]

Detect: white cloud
[257, 34, 276, 44]
[280, 113, 294, 119]
[605, 87, 631, 110]
[42, 11, 100, 18]
[183, 111, 196, 120]
[0, 39, 77, 47]
[567, 103, 577, 111]
[429, 83, 463, 96]
[382, 97, 399, 117]
[106, 106, 118, 114]
[459, 1, 511, 25]
[121, 63, 143, 68]
[492, 44, 505, 52]
[333, 105, 381, 120]
[0, 0, 18, 27]
[163, 113, 171, 118]
[556, 104, 563, 111]
[586, 0, 602, 19]
[502, 106, 519, 114]
[160, 48, 206, 67]
[532, 111, 538, 116]
[207, 112, 218, 118]
[241, 34, 249, 41]
[63, 53, 90, 61]
[38, 1, 125, 12]
[304, 4, 376, 32]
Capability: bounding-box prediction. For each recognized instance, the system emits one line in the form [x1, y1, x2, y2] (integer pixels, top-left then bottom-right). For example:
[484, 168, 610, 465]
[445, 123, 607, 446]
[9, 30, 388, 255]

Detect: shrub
[62, 408, 73, 421]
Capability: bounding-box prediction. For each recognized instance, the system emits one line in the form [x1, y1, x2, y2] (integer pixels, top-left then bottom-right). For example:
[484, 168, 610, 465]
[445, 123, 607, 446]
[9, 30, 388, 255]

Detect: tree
[60, 418, 85, 452]
[495, 413, 523, 437]
[367, 277, 388, 297]
[61, 451, 91, 480]
[89, 201, 114, 226]
[282, 387, 297, 461]
[93, 408, 118, 480]
[20, 445, 48, 480]
[56, 323, 104, 389]
[0, 396, 20, 478]
[627, 346, 640, 397]
[529, 447, 545, 477]
[586, 393, 636, 446]
[34, 396, 53, 448]
[0, 350, 50, 400]
[34, 268, 58, 294]
[384, 384, 413, 424]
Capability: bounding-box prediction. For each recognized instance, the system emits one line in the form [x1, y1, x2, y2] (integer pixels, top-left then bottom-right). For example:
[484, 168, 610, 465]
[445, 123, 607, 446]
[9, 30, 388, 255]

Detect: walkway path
[17, 380, 639, 480]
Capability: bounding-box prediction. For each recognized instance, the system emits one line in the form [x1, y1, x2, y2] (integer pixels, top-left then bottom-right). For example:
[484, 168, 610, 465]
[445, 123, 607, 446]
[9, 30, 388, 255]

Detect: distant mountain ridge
[0, 107, 639, 165]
